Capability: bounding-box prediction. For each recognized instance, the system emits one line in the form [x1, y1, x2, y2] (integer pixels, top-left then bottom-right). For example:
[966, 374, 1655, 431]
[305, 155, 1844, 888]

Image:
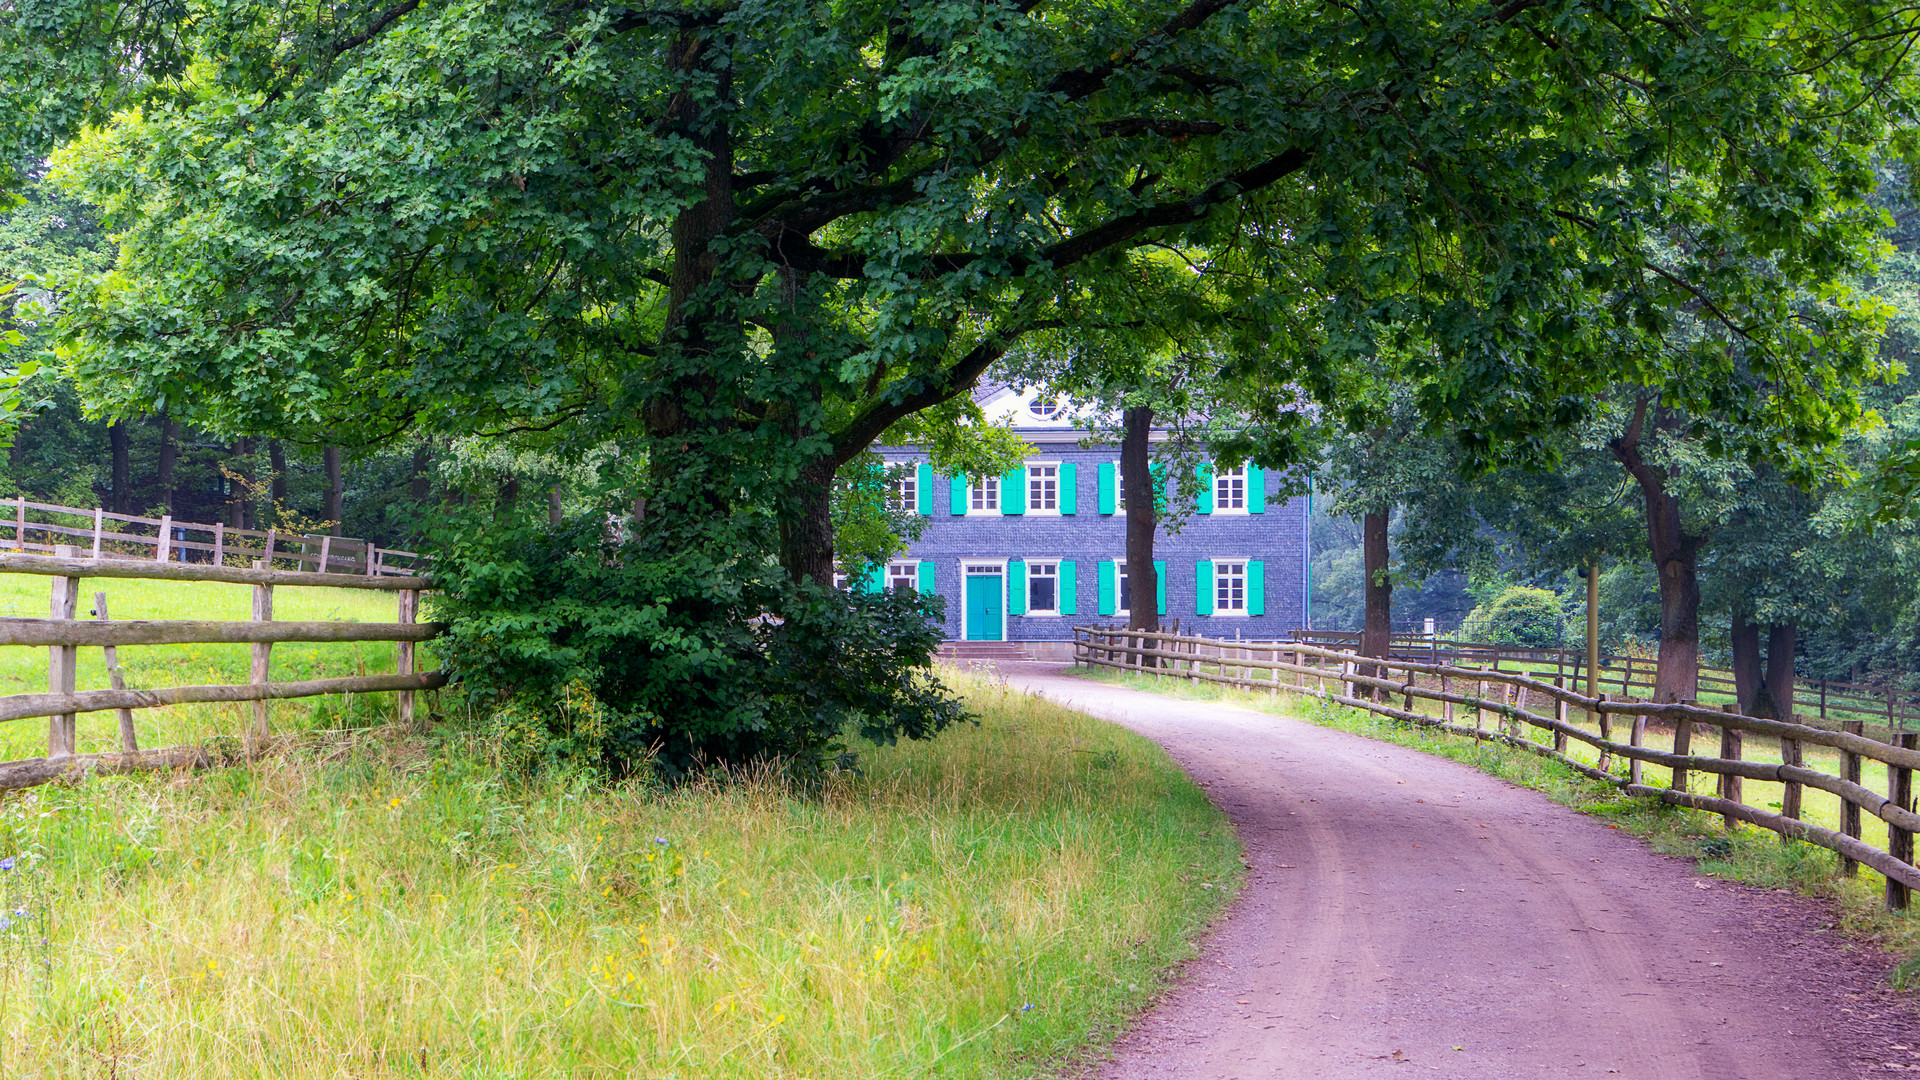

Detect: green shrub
[430, 516, 965, 780]
[1461, 585, 1565, 646]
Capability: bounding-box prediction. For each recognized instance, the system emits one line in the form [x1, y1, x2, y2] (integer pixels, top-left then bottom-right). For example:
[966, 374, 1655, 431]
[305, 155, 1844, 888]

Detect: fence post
[1553, 687, 1569, 754]
[1441, 672, 1454, 724]
[1718, 703, 1743, 830]
[94, 592, 138, 753]
[250, 560, 274, 746]
[1596, 694, 1613, 774]
[1629, 706, 1647, 786]
[398, 588, 419, 729]
[213, 521, 225, 567]
[1842, 719, 1864, 876]
[1476, 679, 1488, 737]
[263, 527, 277, 571]
[318, 534, 333, 575]
[156, 515, 172, 562]
[90, 507, 102, 558]
[1820, 680, 1828, 723]
[1672, 707, 1693, 794]
[1889, 730, 1916, 911]
[1511, 684, 1527, 739]
[1780, 728, 1803, 839]
[14, 496, 24, 553]
[47, 544, 80, 757]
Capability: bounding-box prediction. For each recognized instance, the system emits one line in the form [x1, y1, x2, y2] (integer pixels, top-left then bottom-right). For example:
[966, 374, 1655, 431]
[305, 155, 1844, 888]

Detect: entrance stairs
[936, 642, 1033, 662]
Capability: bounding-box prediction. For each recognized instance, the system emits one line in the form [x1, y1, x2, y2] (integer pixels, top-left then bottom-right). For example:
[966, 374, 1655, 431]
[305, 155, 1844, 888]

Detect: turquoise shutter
[1007, 559, 1027, 615]
[917, 462, 934, 515]
[1247, 465, 1266, 514]
[1002, 467, 1026, 515]
[917, 560, 937, 596]
[1195, 462, 1214, 514]
[1059, 462, 1077, 515]
[1195, 560, 1213, 615]
[1154, 559, 1167, 615]
[1097, 462, 1117, 515]
[950, 476, 968, 515]
[870, 565, 888, 594]
[1059, 560, 1077, 616]
[1247, 560, 1265, 616]
[1098, 560, 1117, 615]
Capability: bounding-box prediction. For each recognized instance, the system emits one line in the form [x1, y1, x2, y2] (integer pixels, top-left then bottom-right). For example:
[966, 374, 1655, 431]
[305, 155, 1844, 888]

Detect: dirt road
[1003, 665, 1920, 1080]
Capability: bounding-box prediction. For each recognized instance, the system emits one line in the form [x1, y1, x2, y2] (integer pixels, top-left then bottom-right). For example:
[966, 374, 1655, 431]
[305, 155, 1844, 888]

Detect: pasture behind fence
[0, 549, 444, 791]
[0, 497, 422, 577]
[1077, 626, 1920, 911]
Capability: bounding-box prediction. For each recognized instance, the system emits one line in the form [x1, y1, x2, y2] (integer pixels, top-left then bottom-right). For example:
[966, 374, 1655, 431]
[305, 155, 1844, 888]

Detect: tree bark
[1610, 398, 1706, 702]
[1732, 610, 1764, 716]
[1122, 405, 1158, 636]
[155, 414, 177, 514]
[323, 447, 343, 533]
[1767, 621, 1797, 722]
[781, 462, 837, 587]
[1359, 508, 1392, 696]
[548, 487, 564, 527]
[268, 439, 287, 511]
[108, 422, 130, 514]
[229, 438, 254, 530]
[408, 444, 432, 502]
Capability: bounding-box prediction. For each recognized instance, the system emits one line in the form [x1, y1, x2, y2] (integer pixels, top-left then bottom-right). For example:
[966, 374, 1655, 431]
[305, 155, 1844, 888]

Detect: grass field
[1077, 665, 1920, 962]
[0, 668, 1240, 1078]
[0, 575, 412, 761]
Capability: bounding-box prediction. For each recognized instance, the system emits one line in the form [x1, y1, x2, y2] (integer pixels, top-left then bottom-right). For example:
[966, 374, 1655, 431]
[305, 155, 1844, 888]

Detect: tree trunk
[229, 438, 253, 530]
[408, 444, 432, 502]
[1766, 621, 1797, 722]
[1610, 399, 1705, 702]
[1359, 508, 1392, 695]
[155, 414, 177, 514]
[108, 422, 130, 514]
[781, 462, 837, 587]
[1731, 610, 1764, 716]
[268, 439, 287, 515]
[1122, 405, 1158, 636]
[548, 487, 564, 527]
[323, 447, 343, 533]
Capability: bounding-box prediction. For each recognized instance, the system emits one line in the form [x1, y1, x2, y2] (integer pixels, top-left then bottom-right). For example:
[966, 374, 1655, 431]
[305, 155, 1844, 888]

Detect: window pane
[1030, 575, 1056, 612]
[1118, 570, 1132, 612]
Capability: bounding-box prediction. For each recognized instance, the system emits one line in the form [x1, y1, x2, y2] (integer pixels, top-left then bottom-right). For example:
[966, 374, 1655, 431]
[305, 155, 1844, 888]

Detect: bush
[1461, 585, 1565, 646]
[429, 515, 966, 780]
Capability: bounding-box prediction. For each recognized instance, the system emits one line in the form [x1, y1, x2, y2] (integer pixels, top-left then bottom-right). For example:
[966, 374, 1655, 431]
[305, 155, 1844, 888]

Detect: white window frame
[887, 467, 918, 513]
[1115, 560, 1132, 617]
[1213, 558, 1249, 616]
[1025, 559, 1061, 617]
[1026, 461, 1061, 516]
[832, 571, 851, 591]
[887, 560, 918, 593]
[967, 475, 1001, 515]
[1113, 462, 1127, 516]
[958, 559, 1008, 641]
[1214, 465, 1249, 514]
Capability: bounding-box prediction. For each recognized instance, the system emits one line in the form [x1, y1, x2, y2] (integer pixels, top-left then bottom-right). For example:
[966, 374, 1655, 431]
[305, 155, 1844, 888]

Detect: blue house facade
[869, 385, 1309, 654]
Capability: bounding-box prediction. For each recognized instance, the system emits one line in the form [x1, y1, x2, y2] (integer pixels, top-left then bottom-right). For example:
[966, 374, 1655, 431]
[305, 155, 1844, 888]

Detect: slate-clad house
[869, 385, 1309, 656]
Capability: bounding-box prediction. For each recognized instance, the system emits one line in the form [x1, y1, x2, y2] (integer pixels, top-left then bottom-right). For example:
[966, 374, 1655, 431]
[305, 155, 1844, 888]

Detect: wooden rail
[0, 547, 443, 792]
[1077, 626, 1920, 908]
[0, 497, 422, 576]
[1289, 628, 1920, 729]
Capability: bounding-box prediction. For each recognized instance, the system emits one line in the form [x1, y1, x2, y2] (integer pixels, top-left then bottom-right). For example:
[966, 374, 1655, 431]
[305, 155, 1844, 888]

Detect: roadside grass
[0, 668, 1239, 1078]
[1074, 665, 1920, 969]
[0, 576, 414, 761]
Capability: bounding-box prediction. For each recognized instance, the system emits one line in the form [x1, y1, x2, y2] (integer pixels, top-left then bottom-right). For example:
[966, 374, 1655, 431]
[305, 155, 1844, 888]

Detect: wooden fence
[0, 547, 445, 792]
[1077, 625, 1920, 911]
[1291, 628, 1920, 730]
[0, 497, 422, 576]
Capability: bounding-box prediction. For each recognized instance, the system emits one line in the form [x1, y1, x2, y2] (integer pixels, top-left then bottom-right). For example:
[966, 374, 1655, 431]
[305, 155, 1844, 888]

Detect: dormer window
[1028, 398, 1062, 419]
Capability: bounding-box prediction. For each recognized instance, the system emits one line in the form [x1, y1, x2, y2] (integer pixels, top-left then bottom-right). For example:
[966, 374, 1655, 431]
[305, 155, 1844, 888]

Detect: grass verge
[1074, 664, 1920, 977]
[0, 669, 1238, 1078]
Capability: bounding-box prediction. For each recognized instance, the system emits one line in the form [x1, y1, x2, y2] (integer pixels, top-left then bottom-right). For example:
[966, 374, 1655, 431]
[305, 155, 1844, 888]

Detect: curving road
[1003, 664, 1920, 1080]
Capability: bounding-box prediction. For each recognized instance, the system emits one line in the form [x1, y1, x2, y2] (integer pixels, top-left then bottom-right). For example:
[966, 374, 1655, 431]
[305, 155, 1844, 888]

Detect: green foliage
[1461, 586, 1566, 646]
[829, 452, 927, 577]
[433, 515, 966, 780]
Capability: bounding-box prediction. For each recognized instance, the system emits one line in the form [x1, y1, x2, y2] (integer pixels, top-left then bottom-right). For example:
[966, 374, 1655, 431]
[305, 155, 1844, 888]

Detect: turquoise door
[965, 573, 1003, 641]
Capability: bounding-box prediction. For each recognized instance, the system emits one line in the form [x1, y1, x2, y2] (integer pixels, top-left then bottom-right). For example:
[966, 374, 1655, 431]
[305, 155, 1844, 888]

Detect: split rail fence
[1077, 625, 1920, 911]
[1292, 628, 1920, 729]
[0, 497, 421, 577]
[0, 547, 445, 791]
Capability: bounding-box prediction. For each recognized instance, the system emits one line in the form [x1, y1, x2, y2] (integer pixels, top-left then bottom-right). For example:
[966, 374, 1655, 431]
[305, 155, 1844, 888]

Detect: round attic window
[1028, 398, 1062, 419]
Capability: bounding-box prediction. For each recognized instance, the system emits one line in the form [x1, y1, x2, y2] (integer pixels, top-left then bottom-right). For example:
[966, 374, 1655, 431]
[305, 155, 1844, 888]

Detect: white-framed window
[1215, 465, 1247, 512]
[888, 561, 917, 592]
[1028, 463, 1059, 514]
[969, 475, 1000, 514]
[832, 571, 850, 591]
[1117, 562, 1132, 615]
[1027, 560, 1059, 615]
[888, 469, 917, 512]
[1214, 559, 1248, 614]
[1115, 464, 1127, 514]
[1029, 398, 1062, 420]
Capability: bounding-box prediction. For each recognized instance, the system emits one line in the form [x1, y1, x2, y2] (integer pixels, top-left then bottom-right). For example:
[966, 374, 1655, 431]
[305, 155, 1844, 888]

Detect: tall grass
[0, 669, 1239, 1078]
[1079, 666, 1920, 966]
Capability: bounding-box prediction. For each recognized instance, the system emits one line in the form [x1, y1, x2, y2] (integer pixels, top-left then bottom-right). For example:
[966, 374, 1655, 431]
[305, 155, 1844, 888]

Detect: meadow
[0, 667, 1241, 1078]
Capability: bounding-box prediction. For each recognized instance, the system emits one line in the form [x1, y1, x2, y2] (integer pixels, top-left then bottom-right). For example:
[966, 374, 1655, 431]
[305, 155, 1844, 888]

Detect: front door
[965, 571, 1003, 641]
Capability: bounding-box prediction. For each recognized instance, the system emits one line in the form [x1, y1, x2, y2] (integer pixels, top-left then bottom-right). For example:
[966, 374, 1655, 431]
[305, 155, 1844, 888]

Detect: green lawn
[0, 668, 1241, 1079]
[0, 575, 412, 761]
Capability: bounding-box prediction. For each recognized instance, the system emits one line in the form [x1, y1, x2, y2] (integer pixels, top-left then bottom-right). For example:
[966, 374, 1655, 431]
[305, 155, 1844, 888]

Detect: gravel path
[1002, 664, 1920, 1080]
